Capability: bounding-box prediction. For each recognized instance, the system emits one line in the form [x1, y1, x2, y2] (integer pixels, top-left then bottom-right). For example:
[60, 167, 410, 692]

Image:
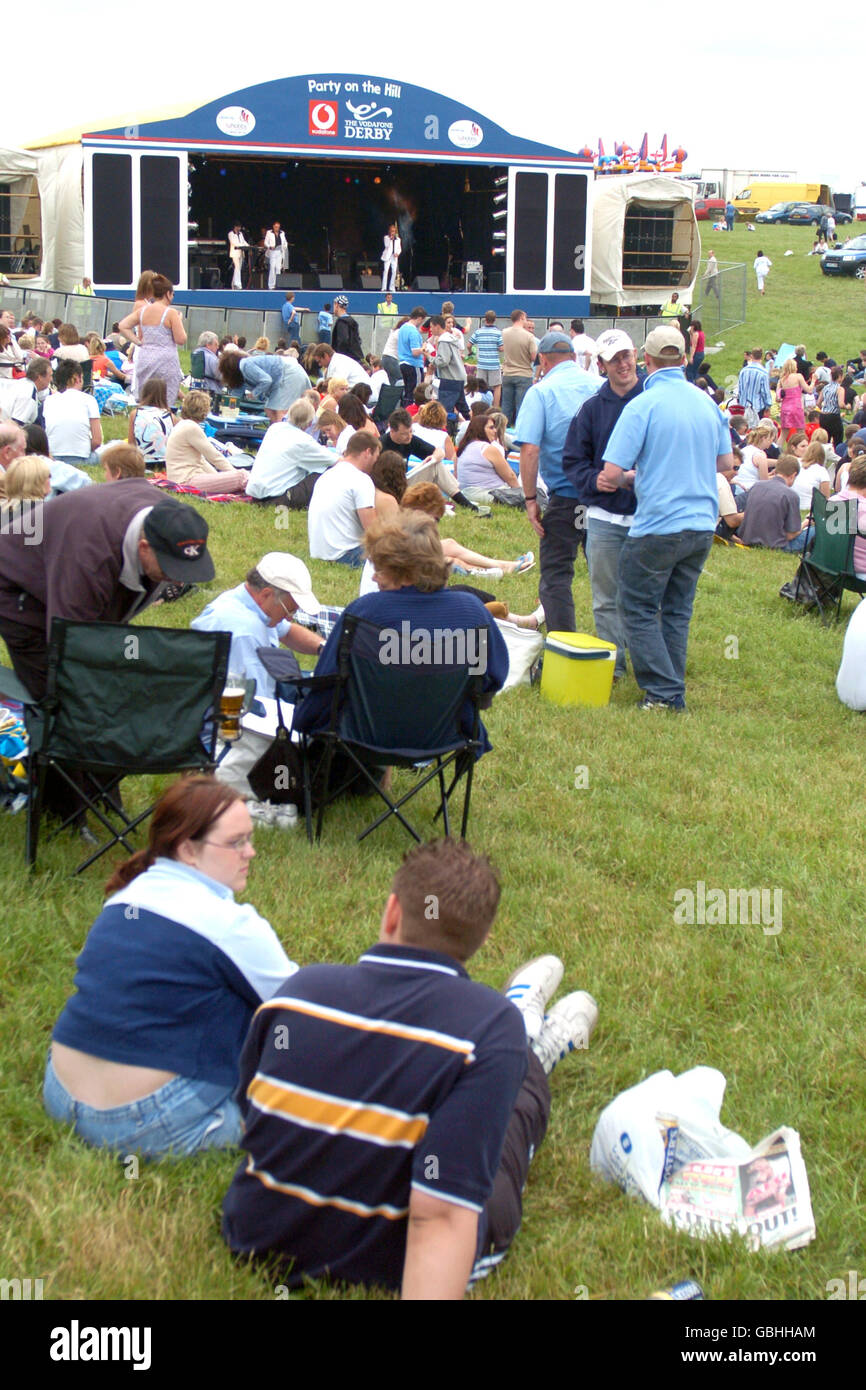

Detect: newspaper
[659, 1126, 815, 1252]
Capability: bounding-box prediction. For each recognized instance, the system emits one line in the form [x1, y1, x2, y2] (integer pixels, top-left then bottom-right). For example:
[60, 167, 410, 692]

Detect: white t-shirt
[412, 424, 448, 453]
[570, 333, 599, 375]
[837, 598, 866, 710]
[325, 352, 369, 389]
[368, 368, 390, 404]
[792, 461, 830, 513]
[335, 424, 355, 456]
[44, 389, 100, 458]
[735, 445, 767, 491]
[308, 459, 375, 560]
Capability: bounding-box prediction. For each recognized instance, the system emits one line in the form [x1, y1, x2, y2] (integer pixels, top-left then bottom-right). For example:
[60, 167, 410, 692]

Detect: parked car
[694, 197, 726, 222]
[787, 202, 853, 226]
[821, 234, 866, 279]
[755, 202, 797, 224]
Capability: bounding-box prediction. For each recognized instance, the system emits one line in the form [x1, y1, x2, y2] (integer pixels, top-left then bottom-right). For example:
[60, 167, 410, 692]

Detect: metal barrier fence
[1, 287, 724, 359]
[690, 261, 747, 337]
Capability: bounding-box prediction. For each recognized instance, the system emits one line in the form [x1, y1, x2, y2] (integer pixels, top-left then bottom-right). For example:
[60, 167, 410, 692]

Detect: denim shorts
[43, 1052, 242, 1158]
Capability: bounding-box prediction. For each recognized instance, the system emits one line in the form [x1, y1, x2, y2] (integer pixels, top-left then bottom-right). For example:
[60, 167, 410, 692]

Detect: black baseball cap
[143, 501, 215, 582]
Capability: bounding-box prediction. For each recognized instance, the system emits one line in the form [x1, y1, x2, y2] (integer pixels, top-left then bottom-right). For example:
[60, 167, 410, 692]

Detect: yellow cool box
[540, 631, 617, 707]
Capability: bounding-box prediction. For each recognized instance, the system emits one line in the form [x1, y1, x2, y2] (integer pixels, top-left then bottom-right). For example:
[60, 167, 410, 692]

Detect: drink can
[648, 1280, 705, 1301]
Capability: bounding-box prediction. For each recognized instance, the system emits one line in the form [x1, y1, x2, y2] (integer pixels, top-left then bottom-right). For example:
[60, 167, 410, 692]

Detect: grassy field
[695, 220, 866, 389]
[1, 245, 864, 1303]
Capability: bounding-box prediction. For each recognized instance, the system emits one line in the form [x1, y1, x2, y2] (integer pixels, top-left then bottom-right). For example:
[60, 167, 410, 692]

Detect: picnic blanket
[149, 475, 254, 504]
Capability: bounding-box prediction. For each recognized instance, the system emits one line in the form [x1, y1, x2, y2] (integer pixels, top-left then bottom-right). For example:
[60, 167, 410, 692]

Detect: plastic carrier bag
[589, 1066, 751, 1207]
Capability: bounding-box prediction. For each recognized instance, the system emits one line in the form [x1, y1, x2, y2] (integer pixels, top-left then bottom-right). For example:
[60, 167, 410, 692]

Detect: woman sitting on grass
[164, 390, 248, 494]
[128, 376, 176, 469]
[44, 776, 297, 1158]
[456, 412, 524, 506]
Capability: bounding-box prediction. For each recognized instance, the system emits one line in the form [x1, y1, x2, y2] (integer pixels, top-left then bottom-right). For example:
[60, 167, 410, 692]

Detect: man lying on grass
[222, 837, 599, 1298]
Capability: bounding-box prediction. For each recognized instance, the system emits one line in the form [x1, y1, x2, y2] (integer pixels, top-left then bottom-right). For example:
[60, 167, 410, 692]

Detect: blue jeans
[618, 529, 714, 706]
[783, 525, 814, 553]
[335, 545, 365, 568]
[586, 515, 631, 677]
[501, 376, 532, 426]
[43, 1052, 242, 1157]
[437, 378, 468, 418]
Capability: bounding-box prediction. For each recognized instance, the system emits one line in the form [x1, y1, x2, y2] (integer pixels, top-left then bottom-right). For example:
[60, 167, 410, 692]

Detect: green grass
[1, 266, 864, 1303]
[696, 221, 866, 390]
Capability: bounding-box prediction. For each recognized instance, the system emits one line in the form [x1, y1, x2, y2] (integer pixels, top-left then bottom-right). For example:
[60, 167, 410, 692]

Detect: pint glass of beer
[219, 672, 246, 742]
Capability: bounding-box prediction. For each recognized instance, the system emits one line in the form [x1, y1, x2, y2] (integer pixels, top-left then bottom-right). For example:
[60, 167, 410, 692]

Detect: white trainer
[503, 955, 564, 1042]
[531, 991, 599, 1075]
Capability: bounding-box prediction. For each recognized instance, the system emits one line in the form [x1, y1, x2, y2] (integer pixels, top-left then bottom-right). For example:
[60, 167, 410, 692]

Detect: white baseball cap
[595, 329, 636, 361]
[257, 553, 318, 612]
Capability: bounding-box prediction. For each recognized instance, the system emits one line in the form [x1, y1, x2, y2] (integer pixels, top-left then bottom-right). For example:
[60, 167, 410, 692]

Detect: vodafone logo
[309, 100, 338, 136]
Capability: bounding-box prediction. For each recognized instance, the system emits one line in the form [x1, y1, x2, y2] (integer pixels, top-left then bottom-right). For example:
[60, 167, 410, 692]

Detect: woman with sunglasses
[44, 776, 297, 1157]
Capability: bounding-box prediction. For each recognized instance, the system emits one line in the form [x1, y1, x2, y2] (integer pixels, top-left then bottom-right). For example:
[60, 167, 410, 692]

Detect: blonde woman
[776, 357, 808, 436]
[735, 423, 776, 492]
[1, 453, 51, 508]
[791, 440, 832, 513]
[164, 391, 248, 493]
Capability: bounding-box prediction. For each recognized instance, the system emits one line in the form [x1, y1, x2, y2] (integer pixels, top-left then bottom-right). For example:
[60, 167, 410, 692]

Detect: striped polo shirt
[222, 943, 528, 1290]
[470, 325, 504, 371]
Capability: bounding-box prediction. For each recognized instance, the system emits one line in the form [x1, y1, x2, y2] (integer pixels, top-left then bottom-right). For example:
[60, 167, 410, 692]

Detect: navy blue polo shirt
[222, 943, 528, 1290]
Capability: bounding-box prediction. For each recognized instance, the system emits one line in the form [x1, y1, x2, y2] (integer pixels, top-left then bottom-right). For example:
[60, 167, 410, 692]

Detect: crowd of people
[1, 271, 864, 1294]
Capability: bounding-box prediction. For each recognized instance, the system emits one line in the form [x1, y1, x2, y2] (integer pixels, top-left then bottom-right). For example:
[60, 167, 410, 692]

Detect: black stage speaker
[276, 272, 304, 289]
[318, 273, 344, 289]
[412, 276, 440, 291]
[302, 273, 319, 291]
[360, 274, 380, 290]
[189, 265, 219, 289]
[488, 271, 505, 294]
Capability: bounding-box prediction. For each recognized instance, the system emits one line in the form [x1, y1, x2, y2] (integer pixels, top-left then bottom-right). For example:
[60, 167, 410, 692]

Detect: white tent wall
[591, 173, 699, 309]
[0, 143, 84, 291]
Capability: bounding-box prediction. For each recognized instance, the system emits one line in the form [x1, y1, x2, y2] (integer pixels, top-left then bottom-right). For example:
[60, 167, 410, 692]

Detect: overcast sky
[4, 10, 864, 194]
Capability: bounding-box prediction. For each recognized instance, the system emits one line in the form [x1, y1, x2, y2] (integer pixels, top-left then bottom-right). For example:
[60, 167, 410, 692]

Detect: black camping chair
[11, 619, 230, 873]
[295, 613, 487, 844]
[372, 383, 404, 428]
[794, 488, 866, 623]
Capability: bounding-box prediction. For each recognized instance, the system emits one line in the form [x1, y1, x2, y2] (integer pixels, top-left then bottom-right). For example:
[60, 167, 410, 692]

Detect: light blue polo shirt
[191, 583, 290, 697]
[604, 367, 731, 538]
[397, 322, 423, 367]
[512, 360, 601, 497]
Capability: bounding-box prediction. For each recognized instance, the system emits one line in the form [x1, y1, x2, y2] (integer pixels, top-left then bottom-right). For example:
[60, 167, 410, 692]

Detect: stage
[81, 72, 594, 314]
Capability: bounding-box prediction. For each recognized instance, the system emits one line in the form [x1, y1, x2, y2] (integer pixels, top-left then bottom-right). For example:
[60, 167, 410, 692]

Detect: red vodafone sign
[309, 100, 338, 136]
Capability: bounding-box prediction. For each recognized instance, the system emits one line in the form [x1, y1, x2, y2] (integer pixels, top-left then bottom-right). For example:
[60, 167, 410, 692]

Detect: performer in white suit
[264, 222, 289, 290]
[228, 223, 249, 289]
[380, 222, 402, 293]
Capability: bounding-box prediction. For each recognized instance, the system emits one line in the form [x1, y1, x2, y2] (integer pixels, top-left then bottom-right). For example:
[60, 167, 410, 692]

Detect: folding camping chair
[12, 619, 230, 873]
[793, 488, 866, 623]
[295, 612, 487, 844]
